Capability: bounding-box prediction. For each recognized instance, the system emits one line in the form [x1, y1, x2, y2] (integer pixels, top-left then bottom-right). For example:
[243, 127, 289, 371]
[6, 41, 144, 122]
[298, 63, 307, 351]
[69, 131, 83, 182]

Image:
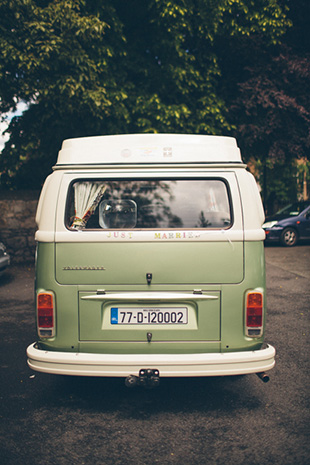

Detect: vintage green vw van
[27, 134, 275, 386]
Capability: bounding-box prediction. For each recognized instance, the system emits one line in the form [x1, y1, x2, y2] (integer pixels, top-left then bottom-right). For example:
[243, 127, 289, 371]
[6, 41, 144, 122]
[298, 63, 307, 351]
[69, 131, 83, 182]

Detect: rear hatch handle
[81, 292, 218, 302]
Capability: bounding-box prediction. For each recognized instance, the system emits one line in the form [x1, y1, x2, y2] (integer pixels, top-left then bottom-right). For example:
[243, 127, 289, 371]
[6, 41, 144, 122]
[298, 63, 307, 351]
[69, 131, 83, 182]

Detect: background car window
[277, 201, 310, 216]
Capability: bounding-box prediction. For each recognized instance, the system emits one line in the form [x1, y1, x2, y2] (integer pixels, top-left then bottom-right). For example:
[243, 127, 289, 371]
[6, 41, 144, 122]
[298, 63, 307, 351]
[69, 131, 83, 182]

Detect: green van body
[27, 134, 275, 380]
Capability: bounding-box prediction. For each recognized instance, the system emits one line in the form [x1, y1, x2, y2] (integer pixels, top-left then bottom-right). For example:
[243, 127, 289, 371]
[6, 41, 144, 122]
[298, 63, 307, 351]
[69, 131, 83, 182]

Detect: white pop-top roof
[56, 134, 242, 165]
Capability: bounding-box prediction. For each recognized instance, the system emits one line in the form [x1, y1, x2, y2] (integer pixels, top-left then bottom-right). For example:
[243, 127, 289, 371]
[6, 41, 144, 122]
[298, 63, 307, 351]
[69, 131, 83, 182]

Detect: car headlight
[262, 221, 278, 229]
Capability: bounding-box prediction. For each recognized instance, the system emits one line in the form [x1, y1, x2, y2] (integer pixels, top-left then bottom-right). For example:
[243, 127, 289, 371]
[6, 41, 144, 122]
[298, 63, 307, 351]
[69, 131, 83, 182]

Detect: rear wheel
[280, 227, 298, 247]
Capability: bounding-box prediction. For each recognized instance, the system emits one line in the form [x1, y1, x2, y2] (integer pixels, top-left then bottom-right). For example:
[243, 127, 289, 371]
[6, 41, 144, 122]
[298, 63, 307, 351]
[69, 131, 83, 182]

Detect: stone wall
[0, 191, 39, 263]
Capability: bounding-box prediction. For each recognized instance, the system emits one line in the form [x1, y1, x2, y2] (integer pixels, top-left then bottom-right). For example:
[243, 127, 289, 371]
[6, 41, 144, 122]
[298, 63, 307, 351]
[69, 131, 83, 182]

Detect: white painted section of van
[56, 134, 242, 165]
[35, 170, 63, 242]
[52, 229, 246, 243]
[27, 343, 275, 377]
[35, 174, 52, 226]
[34, 136, 265, 243]
[41, 229, 263, 242]
[236, 170, 266, 241]
[53, 170, 246, 243]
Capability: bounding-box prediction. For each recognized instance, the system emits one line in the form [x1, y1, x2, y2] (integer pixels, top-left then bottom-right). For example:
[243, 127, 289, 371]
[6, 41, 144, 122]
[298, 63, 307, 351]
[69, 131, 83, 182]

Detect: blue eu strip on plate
[111, 307, 118, 324]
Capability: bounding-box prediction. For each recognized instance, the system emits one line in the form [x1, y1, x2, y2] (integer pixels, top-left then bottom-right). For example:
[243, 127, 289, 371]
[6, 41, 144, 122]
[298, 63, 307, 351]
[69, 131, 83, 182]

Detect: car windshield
[276, 202, 310, 217]
[66, 179, 232, 230]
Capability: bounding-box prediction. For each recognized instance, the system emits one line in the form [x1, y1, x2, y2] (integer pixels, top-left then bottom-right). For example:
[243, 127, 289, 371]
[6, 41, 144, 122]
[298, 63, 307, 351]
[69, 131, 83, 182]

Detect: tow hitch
[125, 369, 160, 388]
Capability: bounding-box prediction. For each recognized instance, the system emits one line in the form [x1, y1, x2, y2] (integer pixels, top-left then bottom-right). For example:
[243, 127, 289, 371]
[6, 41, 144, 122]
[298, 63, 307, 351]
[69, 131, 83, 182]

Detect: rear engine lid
[56, 241, 243, 285]
[78, 290, 221, 343]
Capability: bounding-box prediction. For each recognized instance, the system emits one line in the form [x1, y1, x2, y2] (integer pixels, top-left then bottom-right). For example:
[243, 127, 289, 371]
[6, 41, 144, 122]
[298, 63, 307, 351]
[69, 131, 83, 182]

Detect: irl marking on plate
[111, 308, 118, 324]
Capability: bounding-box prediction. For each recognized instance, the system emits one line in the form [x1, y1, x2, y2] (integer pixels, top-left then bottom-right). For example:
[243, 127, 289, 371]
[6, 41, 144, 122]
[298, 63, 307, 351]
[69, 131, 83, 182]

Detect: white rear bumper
[27, 343, 275, 377]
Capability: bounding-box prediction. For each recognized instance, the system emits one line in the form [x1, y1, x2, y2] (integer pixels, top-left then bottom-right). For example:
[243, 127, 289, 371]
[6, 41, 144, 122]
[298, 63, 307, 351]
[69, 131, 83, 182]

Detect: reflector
[246, 292, 263, 328]
[37, 292, 54, 335]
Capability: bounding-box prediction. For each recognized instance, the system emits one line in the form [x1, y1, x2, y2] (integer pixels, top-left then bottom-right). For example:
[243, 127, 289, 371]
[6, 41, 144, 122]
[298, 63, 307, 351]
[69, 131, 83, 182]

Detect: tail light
[246, 291, 263, 337]
[37, 292, 55, 338]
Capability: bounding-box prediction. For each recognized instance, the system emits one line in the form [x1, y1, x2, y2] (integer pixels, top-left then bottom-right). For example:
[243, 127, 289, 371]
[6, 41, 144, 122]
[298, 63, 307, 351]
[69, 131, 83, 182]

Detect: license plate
[111, 307, 188, 325]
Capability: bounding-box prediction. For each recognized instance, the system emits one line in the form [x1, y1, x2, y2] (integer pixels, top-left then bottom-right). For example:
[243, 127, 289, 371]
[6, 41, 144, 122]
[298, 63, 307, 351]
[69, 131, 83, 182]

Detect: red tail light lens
[37, 292, 55, 337]
[246, 291, 263, 337]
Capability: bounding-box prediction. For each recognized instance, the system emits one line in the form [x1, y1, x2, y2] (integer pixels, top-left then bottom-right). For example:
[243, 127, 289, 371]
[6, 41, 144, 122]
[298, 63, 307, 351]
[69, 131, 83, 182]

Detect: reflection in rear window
[66, 179, 232, 230]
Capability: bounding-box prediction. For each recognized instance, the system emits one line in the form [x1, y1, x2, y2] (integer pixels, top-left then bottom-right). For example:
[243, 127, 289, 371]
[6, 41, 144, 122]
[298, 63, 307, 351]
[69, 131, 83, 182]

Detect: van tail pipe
[125, 370, 270, 388]
[256, 372, 270, 383]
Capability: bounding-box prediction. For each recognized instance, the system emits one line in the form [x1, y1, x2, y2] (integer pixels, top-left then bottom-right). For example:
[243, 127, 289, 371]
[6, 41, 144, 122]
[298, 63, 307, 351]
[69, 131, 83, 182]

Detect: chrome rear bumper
[27, 343, 275, 378]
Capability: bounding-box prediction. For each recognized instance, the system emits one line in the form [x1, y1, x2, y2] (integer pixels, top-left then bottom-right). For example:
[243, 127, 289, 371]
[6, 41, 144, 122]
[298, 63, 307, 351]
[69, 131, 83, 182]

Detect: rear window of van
[66, 179, 232, 230]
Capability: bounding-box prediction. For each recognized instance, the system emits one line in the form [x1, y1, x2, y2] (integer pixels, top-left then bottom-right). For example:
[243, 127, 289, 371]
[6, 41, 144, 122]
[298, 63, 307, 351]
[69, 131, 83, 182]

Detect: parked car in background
[263, 201, 310, 246]
[0, 242, 10, 276]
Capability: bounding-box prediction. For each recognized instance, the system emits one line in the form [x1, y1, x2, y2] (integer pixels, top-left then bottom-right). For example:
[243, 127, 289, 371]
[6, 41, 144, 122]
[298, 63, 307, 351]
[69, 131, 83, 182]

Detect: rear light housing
[37, 291, 55, 338]
[245, 291, 263, 337]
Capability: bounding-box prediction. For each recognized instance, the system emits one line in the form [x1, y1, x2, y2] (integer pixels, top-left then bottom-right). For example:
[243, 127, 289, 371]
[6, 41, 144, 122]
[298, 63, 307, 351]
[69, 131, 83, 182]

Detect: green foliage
[218, 0, 310, 211]
[0, 0, 130, 186]
[218, 0, 289, 40]
[0, 0, 297, 192]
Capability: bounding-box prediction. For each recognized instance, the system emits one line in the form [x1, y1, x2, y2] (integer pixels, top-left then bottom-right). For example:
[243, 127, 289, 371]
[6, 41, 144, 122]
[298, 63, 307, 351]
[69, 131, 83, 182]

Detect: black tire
[280, 227, 298, 247]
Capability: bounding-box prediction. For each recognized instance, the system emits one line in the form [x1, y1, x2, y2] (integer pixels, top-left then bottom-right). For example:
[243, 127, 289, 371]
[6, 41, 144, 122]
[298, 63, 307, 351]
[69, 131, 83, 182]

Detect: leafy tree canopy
[218, 0, 310, 211]
[0, 0, 293, 189]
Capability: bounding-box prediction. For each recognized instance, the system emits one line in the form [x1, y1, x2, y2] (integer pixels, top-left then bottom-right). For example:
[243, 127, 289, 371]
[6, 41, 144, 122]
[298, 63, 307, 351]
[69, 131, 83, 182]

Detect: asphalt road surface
[0, 244, 309, 465]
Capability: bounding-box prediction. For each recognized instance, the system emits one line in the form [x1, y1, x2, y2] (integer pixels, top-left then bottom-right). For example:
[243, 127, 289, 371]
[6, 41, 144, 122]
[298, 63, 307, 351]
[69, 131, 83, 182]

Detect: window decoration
[71, 182, 107, 230]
